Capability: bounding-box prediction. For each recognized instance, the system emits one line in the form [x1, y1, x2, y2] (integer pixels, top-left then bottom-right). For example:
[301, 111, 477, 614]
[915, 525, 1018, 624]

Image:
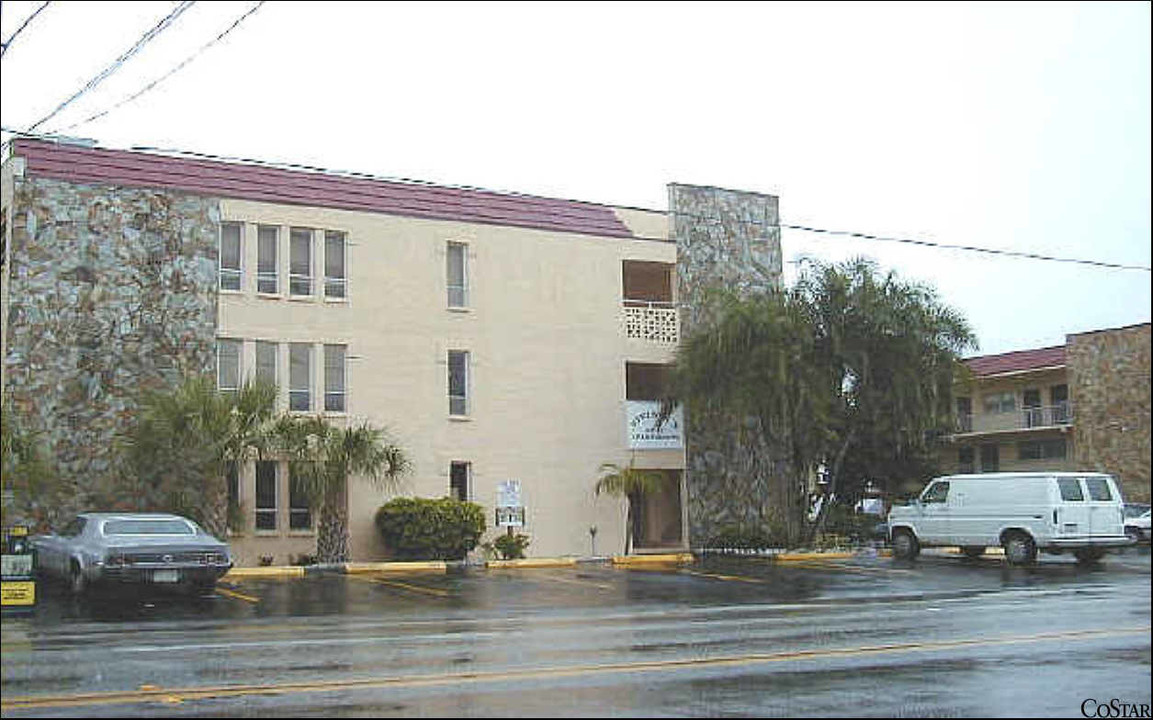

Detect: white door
[1083, 476, 1122, 537]
[919, 480, 952, 543]
[1055, 477, 1090, 539]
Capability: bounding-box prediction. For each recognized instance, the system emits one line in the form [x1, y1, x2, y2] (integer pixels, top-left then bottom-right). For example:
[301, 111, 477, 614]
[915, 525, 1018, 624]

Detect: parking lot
[3, 547, 1150, 717]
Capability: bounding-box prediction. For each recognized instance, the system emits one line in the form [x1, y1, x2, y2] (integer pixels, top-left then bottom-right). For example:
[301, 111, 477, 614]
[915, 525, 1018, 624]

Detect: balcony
[622, 300, 679, 345]
[955, 403, 1073, 435]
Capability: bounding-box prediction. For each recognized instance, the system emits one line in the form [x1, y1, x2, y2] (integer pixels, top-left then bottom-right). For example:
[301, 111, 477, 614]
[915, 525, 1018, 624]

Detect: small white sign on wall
[496, 480, 525, 528]
[627, 401, 684, 450]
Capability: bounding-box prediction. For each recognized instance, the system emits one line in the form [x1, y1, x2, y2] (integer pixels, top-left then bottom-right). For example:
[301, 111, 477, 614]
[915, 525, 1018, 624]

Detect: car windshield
[102, 519, 195, 536]
[1124, 504, 1150, 518]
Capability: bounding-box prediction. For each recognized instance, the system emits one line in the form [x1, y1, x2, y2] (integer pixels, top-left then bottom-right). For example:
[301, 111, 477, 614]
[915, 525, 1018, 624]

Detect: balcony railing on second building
[955, 402, 1073, 434]
[622, 300, 679, 345]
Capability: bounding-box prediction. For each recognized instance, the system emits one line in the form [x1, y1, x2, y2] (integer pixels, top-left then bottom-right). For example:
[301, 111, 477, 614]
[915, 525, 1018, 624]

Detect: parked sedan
[32, 513, 232, 595]
[1124, 509, 1151, 544]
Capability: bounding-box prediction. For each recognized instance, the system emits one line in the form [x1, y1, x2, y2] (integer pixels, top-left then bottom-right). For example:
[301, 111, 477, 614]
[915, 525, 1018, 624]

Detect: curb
[344, 561, 449, 574]
[487, 558, 578, 569]
[773, 551, 856, 562]
[224, 566, 305, 580]
[612, 553, 694, 566]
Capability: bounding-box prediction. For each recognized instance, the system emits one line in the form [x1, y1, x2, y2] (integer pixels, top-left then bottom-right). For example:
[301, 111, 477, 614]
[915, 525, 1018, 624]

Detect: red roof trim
[13, 139, 635, 239]
[963, 346, 1066, 377]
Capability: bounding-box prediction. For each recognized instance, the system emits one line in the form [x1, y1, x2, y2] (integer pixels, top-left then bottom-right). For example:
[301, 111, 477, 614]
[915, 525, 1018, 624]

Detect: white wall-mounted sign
[627, 401, 684, 450]
[496, 480, 525, 527]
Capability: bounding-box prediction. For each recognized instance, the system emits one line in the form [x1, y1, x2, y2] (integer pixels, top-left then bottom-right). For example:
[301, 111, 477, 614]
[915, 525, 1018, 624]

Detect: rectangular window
[1019, 438, 1067, 460]
[324, 344, 346, 413]
[1058, 477, 1084, 502]
[447, 242, 467, 308]
[325, 231, 347, 299]
[289, 470, 312, 530]
[255, 341, 278, 386]
[255, 461, 278, 530]
[257, 226, 279, 294]
[220, 222, 242, 291]
[217, 339, 242, 395]
[450, 462, 470, 501]
[982, 392, 1016, 415]
[979, 444, 999, 473]
[1051, 384, 1070, 424]
[289, 343, 312, 411]
[958, 446, 975, 474]
[448, 350, 469, 416]
[1085, 477, 1113, 502]
[290, 228, 313, 296]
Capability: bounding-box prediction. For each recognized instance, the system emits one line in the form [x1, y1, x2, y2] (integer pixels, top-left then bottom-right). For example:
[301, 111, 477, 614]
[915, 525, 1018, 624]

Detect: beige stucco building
[4, 138, 742, 565]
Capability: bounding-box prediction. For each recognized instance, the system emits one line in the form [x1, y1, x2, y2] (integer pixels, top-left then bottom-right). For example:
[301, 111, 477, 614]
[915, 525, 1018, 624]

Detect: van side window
[1085, 478, 1113, 501]
[923, 481, 950, 504]
[1058, 478, 1084, 501]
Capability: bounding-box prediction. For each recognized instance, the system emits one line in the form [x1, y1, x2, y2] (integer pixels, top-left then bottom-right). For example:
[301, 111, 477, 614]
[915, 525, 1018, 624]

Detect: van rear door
[1083, 476, 1123, 537]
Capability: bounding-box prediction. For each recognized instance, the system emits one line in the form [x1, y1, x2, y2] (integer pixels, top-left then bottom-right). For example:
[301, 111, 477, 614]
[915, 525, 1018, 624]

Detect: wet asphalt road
[2, 548, 1150, 718]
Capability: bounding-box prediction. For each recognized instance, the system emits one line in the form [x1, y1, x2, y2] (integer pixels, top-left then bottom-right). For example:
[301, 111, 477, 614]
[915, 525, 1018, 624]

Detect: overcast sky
[2, 1, 1149, 356]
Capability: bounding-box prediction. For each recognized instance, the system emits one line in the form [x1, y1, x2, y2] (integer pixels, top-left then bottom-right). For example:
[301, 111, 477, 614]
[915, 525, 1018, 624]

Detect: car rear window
[1084, 477, 1113, 502]
[103, 519, 195, 536]
[1057, 478, 1084, 501]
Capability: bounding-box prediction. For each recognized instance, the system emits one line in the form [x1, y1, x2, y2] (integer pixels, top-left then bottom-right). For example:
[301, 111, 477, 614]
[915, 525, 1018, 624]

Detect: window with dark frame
[448, 350, 469, 416]
[325, 231, 346, 299]
[289, 470, 312, 530]
[257, 225, 279, 294]
[447, 242, 467, 308]
[255, 461, 278, 530]
[220, 222, 242, 291]
[450, 462, 470, 501]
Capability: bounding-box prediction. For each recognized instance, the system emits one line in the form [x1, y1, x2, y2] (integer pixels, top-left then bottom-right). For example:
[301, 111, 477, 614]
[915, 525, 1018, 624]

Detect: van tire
[1002, 532, 1037, 566]
[892, 530, 920, 560]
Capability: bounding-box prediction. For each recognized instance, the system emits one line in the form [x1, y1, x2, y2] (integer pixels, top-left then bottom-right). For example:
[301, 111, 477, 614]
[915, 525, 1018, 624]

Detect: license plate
[152, 569, 180, 583]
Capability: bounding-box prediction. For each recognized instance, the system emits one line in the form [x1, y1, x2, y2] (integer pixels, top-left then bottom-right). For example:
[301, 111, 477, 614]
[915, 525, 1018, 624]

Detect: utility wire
[24, 1, 196, 132]
[1, 127, 1149, 274]
[1, 0, 49, 58]
[50, 1, 266, 134]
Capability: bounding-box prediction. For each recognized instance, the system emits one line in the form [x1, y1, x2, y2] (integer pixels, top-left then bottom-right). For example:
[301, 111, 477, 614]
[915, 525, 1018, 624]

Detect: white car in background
[1124, 505, 1151, 544]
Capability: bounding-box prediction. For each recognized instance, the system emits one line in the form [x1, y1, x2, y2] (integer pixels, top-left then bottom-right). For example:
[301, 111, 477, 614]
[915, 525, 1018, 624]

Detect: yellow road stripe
[214, 587, 261, 604]
[536, 573, 613, 591]
[3, 626, 1146, 711]
[348, 574, 451, 598]
[681, 570, 768, 584]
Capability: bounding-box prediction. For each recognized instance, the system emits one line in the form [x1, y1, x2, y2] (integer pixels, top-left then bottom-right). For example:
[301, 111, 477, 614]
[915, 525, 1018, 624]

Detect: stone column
[669, 184, 787, 547]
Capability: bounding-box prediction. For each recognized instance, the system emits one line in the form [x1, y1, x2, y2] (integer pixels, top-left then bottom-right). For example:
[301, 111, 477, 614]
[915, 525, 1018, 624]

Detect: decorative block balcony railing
[622, 300, 679, 345]
[955, 403, 1073, 434]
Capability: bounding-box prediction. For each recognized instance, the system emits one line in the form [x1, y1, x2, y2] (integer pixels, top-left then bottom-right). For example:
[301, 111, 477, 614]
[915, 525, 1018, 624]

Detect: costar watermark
[1080, 698, 1152, 718]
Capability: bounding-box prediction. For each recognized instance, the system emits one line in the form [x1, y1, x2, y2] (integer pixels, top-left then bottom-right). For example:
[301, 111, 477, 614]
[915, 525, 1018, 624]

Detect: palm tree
[122, 374, 278, 538]
[595, 461, 668, 555]
[273, 415, 411, 563]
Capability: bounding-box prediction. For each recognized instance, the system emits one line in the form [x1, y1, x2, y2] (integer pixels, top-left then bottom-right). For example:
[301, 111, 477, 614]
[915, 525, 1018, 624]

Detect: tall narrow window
[1051, 384, 1070, 424]
[289, 470, 312, 530]
[324, 344, 346, 412]
[255, 341, 277, 389]
[325, 231, 347, 299]
[980, 444, 999, 473]
[255, 461, 278, 530]
[216, 339, 242, 395]
[289, 343, 312, 411]
[448, 350, 469, 416]
[450, 462, 471, 501]
[257, 226, 279, 294]
[220, 222, 242, 291]
[290, 228, 313, 296]
[447, 242, 467, 308]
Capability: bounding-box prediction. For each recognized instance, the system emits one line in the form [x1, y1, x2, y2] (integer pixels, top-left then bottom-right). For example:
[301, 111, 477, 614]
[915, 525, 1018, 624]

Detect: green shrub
[374, 497, 486, 561]
[491, 533, 531, 560]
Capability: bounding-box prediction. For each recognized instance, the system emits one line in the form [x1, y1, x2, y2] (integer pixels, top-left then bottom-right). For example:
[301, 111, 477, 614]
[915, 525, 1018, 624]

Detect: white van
[887, 472, 1129, 565]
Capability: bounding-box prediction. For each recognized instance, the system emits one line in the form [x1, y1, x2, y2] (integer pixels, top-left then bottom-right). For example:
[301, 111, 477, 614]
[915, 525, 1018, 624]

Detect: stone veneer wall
[1067, 323, 1151, 503]
[669, 184, 785, 545]
[4, 176, 219, 518]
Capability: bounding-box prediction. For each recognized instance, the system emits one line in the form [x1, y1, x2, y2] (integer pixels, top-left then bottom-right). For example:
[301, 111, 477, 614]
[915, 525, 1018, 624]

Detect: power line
[1, 127, 1149, 274]
[24, 1, 196, 132]
[50, 1, 266, 135]
[1, 0, 50, 58]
